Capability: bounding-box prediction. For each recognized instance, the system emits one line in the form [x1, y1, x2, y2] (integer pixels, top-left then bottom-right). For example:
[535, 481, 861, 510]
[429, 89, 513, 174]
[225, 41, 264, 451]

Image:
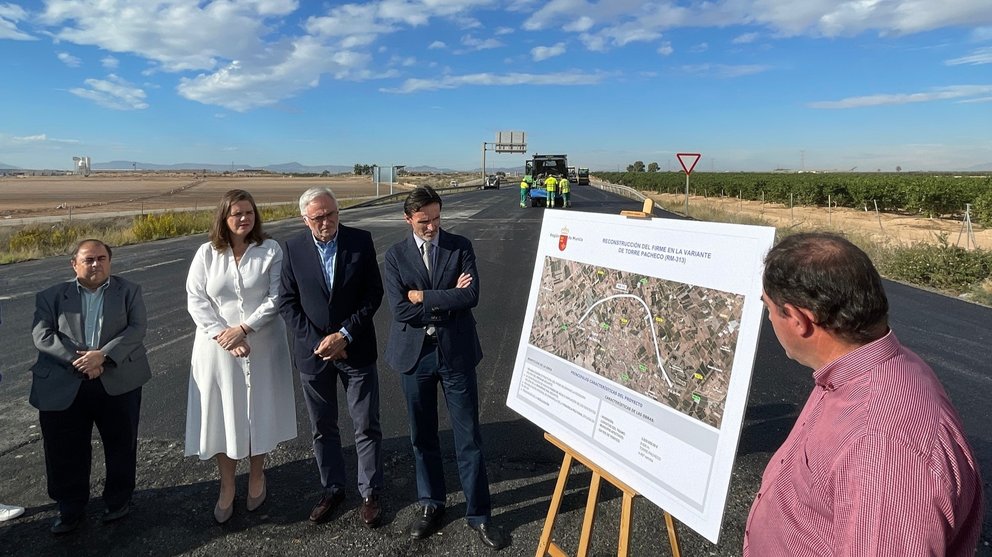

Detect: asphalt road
[0, 185, 989, 556]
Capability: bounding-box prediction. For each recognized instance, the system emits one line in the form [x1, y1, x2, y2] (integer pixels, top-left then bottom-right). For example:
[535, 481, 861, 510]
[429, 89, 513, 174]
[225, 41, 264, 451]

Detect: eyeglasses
[305, 211, 338, 223]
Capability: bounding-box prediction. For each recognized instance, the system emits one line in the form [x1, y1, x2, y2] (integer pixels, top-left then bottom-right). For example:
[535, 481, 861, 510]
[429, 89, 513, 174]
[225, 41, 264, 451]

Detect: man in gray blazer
[30, 239, 150, 535]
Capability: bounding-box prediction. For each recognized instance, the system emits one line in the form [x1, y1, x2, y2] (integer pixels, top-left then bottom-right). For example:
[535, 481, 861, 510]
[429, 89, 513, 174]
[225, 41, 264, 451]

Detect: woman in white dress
[185, 189, 297, 523]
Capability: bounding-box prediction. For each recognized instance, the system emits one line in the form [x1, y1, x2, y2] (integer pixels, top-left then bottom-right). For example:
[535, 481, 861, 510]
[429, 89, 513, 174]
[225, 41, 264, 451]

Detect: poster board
[506, 211, 775, 543]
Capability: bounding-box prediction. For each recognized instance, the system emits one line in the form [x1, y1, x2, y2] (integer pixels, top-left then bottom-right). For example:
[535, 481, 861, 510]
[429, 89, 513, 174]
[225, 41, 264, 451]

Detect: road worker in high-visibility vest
[544, 174, 558, 209]
[559, 175, 571, 208]
[520, 177, 530, 207]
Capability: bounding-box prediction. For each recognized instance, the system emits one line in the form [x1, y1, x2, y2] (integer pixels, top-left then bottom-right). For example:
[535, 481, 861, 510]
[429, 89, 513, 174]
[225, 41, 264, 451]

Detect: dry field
[0, 174, 401, 221]
[647, 192, 991, 250]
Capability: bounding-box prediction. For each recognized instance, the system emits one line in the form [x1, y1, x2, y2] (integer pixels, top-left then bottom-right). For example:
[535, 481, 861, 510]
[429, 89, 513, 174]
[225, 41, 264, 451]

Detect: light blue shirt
[77, 278, 110, 350]
[312, 232, 352, 344]
[312, 233, 338, 291]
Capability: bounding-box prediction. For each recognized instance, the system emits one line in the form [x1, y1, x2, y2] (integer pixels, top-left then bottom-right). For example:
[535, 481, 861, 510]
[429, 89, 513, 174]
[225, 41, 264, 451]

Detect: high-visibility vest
[545, 176, 557, 191]
[559, 179, 570, 193]
[520, 180, 529, 189]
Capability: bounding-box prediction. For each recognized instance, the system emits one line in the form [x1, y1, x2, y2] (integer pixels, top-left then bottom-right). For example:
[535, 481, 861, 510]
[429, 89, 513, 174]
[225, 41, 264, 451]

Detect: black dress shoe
[102, 502, 130, 524]
[50, 515, 83, 535]
[468, 520, 510, 550]
[358, 494, 382, 527]
[309, 490, 345, 523]
[408, 505, 444, 539]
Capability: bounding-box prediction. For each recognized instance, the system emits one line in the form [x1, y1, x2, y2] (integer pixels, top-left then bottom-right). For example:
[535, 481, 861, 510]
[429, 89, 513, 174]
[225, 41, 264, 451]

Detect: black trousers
[39, 379, 142, 518]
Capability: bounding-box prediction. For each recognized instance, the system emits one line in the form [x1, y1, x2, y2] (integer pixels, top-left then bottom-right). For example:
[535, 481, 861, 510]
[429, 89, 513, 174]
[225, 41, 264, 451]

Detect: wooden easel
[620, 197, 655, 219]
[535, 433, 682, 557]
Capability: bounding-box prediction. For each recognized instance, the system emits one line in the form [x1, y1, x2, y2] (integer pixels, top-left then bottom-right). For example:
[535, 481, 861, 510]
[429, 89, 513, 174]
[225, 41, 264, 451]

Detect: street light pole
[481, 142, 488, 184]
[390, 165, 405, 195]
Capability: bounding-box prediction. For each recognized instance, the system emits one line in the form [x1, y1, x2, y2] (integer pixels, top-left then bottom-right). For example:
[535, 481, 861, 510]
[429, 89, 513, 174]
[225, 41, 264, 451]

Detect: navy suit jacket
[279, 225, 383, 374]
[383, 229, 483, 373]
[30, 276, 150, 411]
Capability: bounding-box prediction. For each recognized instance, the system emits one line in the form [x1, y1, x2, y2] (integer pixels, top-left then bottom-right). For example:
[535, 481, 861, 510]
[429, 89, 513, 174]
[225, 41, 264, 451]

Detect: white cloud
[40, 0, 299, 72]
[564, 16, 594, 33]
[101, 56, 119, 69]
[390, 55, 417, 67]
[306, 3, 399, 46]
[971, 26, 992, 42]
[57, 51, 81, 67]
[7, 133, 78, 144]
[177, 37, 370, 111]
[733, 32, 759, 44]
[809, 85, 992, 108]
[460, 34, 504, 51]
[531, 42, 566, 61]
[679, 64, 771, 78]
[22, 0, 992, 114]
[523, 1, 992, 49]
[945, 47, 992, 66]
[382, 70, 606, 93]
[689, 42, 709, 53]
[0, 3, 33, 40]
[69, 74, 148, 110]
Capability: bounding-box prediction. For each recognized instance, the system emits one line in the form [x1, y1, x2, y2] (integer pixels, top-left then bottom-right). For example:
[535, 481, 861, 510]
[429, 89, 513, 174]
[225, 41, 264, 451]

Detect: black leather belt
[423, 332, 438, 344]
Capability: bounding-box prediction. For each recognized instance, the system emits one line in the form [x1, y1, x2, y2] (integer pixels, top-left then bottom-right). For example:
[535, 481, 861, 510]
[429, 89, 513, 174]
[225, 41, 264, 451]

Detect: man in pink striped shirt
[744, 232, 983, 556]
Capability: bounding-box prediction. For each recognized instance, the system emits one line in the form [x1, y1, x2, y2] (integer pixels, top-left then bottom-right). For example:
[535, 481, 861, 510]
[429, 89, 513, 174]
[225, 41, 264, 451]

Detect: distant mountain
[91, 160, 353, 173]
[964, 162, 992, 172]
[404, 165, 457, 174]
[0, 162, 19, 169]
[262, 162, 353, 174]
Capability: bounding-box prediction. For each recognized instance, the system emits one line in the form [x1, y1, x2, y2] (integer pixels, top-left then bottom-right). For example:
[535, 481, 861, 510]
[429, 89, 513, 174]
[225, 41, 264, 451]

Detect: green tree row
[598, 171, 992, 226]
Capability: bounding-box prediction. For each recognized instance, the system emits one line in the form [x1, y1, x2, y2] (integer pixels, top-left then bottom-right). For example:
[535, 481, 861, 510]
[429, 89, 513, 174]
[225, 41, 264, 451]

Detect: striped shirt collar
[812, 329, 898, 390]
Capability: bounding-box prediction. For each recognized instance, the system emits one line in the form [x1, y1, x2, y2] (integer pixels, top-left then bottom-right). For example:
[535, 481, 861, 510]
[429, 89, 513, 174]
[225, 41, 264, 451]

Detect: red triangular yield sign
[677, 153, 701, 175]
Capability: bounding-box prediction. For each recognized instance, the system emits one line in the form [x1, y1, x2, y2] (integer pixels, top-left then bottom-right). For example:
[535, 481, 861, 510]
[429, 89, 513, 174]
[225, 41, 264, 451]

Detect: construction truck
[577, 167, 590, 185]
[567, 166, 578, 183]
[524, 154, 568, 207]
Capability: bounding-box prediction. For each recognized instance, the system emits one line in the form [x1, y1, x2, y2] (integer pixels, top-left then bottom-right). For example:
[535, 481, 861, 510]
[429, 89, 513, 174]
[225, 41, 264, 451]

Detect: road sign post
[676, 153, 701, 215]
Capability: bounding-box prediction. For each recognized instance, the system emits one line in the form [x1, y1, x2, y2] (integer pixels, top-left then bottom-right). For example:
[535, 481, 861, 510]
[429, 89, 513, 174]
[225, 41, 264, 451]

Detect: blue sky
[1, 0, 990, 172]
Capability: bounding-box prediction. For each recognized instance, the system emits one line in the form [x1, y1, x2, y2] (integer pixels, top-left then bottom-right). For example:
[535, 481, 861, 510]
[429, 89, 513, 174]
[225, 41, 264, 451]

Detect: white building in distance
[72, 156, 91, 176]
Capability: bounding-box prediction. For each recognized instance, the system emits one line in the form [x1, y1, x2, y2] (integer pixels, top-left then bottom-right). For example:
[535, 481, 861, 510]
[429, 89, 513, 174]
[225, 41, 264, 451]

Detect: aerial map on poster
[528, 257, 743, 429]
[506, 211, 775, 543]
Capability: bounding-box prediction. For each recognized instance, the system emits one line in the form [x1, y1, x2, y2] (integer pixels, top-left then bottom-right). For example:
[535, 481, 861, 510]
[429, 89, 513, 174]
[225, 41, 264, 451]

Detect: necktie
[422, 241, 432, 279]
[421, 241, 436, 337]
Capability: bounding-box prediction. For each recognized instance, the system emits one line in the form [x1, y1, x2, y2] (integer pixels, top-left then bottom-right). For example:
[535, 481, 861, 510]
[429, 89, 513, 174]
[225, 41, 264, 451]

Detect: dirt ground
[0, 174, 400, 220]
[646, 192, 991, 250]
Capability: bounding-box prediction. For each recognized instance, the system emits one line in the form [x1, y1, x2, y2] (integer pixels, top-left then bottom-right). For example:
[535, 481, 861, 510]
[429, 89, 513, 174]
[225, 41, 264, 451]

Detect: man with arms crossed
[745, 232, 983, 556]
[279, 187, 385, 527]
[383, 186, 509, 550]
[30, 239, 151, 534]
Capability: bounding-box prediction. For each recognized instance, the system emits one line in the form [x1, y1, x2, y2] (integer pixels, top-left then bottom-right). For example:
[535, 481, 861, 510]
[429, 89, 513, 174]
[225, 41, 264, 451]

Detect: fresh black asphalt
[0, 185, 988, 556]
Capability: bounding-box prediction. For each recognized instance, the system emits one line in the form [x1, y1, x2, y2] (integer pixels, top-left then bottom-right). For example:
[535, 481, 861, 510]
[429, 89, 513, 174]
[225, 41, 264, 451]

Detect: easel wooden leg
[618, 491, 634, 557]
[537, 434, 682, 557]
[576, 472, 602, 557]
[536, 451, 574, 557]
[664, 511, 682, 557]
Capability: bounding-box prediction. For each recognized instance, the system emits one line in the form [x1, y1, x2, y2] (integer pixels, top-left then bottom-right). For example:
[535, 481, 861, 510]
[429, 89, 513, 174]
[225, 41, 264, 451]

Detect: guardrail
[346, 183, 483, 209]
[590, 180, 647, 202]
